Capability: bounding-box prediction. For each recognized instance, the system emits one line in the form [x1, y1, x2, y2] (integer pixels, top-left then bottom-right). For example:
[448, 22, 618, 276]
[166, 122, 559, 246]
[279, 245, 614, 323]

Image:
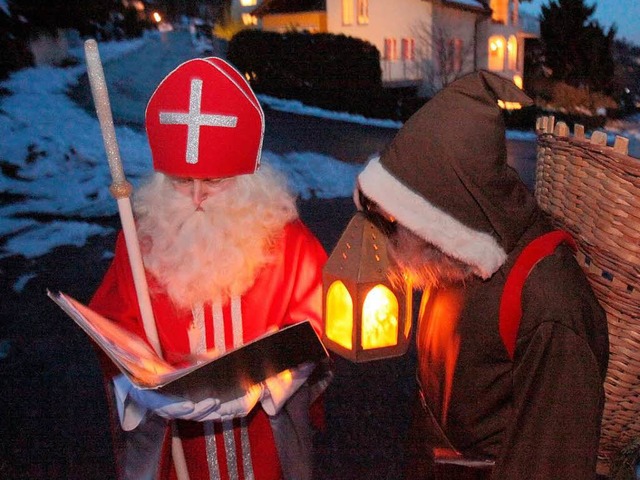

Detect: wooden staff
[84, 39, 190, 480]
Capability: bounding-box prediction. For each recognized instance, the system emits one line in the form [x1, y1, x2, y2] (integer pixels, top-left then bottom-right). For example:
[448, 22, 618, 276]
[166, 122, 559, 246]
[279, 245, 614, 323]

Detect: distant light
[498, 100, 522, 110]
[153, 12, 162, 23]
[242, 13, 258, 25]
[513, 75, 523, 89]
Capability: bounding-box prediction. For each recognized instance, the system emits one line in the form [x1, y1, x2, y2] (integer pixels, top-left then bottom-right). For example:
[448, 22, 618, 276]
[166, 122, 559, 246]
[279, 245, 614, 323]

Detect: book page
[48, 290, 175, 386]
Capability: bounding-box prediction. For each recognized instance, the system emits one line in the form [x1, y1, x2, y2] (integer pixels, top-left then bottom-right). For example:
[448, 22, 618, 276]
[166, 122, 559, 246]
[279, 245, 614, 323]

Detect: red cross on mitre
[145, 57, 264, 179]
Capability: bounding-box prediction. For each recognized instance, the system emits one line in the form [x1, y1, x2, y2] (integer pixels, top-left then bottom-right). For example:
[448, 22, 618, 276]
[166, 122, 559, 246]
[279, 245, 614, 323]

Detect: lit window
[401, 38, 415, 61]
[241, 13, 257, 25]
[361, 285, 399, 350]
[513, 75, 523, 89]
[326, 281, 353, 350]
[498, 99, 523, 110]
[507, 35, 517, 70]
[488, 35, 505, 71]
[490, 0, 507, 24]
[240, 0, 257, 6]
[384, 38, 397, 61]
[343, 0, 354, 25]
[357, 0, 369, 25]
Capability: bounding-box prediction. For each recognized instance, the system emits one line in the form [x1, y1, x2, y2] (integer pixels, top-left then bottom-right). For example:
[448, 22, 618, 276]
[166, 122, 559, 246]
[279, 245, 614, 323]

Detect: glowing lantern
[323, 212, 412, 362]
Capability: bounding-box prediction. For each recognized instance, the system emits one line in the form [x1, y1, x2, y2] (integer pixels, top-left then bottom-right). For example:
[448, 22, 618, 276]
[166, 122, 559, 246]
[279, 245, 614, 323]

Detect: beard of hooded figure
[387, 224, 476, 290]
[133, 165, 298, 310]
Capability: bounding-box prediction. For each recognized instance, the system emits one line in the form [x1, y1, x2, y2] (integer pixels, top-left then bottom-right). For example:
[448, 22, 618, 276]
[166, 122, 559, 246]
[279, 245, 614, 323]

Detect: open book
[48, 290, 329, 402]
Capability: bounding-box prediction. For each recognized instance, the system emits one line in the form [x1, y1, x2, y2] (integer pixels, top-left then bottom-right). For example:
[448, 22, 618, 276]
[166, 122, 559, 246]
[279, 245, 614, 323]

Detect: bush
[548, 82, 617, 115]
[529, 78, 615, 115]
[120, 7, 147, 39]
[228, 29, 395, 119]
[522, 78, 618, 130]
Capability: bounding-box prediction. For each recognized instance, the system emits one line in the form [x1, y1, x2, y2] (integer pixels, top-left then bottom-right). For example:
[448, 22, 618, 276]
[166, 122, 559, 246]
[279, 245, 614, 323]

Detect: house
[478, 0, 540, 88]
[234, 0, 538, 92]
[426, 0, 540, 91]
[425, 0, 492, 93]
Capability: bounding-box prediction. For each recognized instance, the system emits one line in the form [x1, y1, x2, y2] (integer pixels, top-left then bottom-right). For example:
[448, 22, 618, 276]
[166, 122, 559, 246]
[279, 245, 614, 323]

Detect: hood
[357, 71, 536, 279]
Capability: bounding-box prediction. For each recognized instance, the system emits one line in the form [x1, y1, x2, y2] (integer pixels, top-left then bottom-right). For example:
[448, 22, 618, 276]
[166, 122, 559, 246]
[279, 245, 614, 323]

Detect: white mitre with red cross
[145, 57, 264, 179]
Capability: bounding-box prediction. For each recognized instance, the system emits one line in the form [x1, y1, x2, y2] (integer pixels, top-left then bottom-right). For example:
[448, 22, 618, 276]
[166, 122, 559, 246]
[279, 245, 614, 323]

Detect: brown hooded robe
[357, 71, 609, 479]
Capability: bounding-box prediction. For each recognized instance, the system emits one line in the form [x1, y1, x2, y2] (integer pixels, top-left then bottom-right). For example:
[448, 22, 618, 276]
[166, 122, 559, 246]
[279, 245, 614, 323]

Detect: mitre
[145, 57, 264, 179]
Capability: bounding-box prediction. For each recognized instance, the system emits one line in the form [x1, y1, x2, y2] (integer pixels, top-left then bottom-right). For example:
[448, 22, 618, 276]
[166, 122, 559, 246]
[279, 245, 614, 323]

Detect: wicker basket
[535, 116, 640, 476]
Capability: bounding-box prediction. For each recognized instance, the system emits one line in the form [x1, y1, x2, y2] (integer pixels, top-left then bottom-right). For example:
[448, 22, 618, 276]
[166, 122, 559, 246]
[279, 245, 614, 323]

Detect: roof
[434, 0, 491, 14]
[252, 0, 326, 17]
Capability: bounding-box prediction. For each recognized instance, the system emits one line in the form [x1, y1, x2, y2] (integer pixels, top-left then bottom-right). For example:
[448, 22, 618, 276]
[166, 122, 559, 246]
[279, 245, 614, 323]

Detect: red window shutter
[385, 38, 397, 61]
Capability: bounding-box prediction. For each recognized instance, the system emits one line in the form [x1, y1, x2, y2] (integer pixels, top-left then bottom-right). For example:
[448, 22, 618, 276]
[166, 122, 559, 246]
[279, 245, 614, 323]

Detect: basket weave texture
[534, 116, 640, 475]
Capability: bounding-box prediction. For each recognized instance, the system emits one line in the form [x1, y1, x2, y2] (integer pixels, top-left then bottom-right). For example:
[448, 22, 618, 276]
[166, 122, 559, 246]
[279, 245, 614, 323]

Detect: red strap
[499, 230, 577, 360]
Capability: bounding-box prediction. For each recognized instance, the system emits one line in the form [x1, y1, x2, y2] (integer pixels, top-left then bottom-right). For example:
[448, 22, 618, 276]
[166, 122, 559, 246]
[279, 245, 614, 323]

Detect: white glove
[113, 374, 262, 430]
[260, 362, 316, 416]
[210, 384, 262, 420]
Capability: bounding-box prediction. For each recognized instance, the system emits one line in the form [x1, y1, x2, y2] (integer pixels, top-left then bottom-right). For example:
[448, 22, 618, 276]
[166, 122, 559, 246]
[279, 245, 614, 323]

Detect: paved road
[1, 30, 537, 479]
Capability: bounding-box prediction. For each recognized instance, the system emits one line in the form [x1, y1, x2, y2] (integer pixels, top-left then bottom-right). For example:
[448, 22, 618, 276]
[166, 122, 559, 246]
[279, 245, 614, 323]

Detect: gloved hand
[211, 384, 263, 421]
[260, 362, 316, 416]
[128, 387, 221, 421]
[113, 374, 262, 430]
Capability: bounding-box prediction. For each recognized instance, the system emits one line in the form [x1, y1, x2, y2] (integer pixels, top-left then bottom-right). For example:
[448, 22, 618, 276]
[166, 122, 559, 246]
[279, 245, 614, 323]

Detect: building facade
[235, 0, 538, 92]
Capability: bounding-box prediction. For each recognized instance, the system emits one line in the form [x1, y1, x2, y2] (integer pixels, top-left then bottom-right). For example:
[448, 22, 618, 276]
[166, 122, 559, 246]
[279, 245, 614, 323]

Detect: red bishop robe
[90, 219, 328, 480]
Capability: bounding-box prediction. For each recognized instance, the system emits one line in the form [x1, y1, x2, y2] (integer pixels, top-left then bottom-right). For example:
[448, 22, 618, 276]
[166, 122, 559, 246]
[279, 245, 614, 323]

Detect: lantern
[322, 212, 412, 362]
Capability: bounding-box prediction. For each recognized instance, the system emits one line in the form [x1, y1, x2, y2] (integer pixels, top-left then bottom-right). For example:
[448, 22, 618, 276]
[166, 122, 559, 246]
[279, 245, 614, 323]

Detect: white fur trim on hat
[357, 157, 507, 279]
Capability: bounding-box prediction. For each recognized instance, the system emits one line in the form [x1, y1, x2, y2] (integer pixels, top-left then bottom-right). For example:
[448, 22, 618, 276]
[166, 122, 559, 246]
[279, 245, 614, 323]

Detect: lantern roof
[323, 212, 390, 284]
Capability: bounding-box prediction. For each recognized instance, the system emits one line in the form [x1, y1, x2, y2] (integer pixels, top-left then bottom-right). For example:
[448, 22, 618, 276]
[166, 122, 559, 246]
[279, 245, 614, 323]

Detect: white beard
[387, 225, 476, 289]
[133, 166, 298, 309]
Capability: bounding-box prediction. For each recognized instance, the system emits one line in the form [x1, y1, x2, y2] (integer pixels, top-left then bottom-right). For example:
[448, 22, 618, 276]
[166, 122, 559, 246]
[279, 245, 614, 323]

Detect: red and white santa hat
[145, 57, 264, 179]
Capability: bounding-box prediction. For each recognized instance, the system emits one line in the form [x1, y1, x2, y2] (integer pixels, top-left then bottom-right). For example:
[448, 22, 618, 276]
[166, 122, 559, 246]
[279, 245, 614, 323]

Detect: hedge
[228, 29, 404, 119]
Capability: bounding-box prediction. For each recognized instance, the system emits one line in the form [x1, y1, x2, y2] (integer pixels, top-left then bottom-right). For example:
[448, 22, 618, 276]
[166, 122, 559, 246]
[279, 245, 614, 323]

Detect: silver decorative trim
[212, 302, 226, 353]
[240, 418, 254, 480]
[189, 303, 206, 355]
[204, 421, 221, 480]
[159, 78, 238, 165]
[223, 420, 239, 480]
[231, 296, 243, 348]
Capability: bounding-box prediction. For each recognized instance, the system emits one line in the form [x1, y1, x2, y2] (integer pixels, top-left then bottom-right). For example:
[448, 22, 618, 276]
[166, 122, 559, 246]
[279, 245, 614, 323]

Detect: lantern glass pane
[326, 280, 354, 350]
[361, 284, 398, 349]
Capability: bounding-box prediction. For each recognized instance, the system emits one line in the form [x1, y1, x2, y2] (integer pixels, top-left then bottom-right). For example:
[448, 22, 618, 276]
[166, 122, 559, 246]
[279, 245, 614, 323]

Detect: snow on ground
[258, 94, 404, 130]
[0, 36, 362, 260]
[1, 34, 639, 262]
